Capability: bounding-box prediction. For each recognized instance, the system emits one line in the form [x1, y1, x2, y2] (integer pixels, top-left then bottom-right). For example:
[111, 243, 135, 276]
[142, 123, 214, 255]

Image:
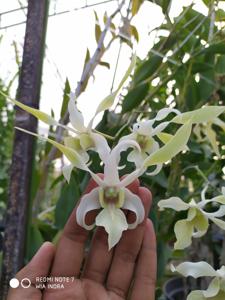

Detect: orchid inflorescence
[2, 56, 225, 298]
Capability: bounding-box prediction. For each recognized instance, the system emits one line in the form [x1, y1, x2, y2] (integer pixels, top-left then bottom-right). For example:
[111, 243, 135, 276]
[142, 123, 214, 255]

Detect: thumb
[7, 242, 55, 300]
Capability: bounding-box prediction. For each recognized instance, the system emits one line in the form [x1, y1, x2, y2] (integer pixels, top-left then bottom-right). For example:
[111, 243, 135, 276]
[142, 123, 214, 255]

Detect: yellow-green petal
[144, 121, 192, 167]
[5, 93, 57, 126]
[15, 127, 87, 170]
[172, 106, 225, 124]
[174, 219, 193, 249]
[205, 123, 220, 157]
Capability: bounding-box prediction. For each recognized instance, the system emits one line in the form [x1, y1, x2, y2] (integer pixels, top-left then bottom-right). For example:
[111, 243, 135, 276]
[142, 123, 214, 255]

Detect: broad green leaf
[172, 106, 225, 124]
[216, 55, 225, 74]
[95, 54, 136, 115]
[15, 127, 86, 169]
[144, 121, 192, 167]
[1, 91, 57, 126]
[122, 83, 149, 113]
[134, 55, 162, 84]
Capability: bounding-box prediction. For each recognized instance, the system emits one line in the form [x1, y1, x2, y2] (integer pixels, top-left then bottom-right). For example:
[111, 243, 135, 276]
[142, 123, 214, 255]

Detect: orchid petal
[187, 291, 205, 300]
[64, 136, 89, 162]
[144, 121, 192, 167]
[158, 197, 190, 211]
[204, 205, 225, 218]
[95, 205, 128, 250]
[104, 140, 141, 186]
[202, 277, 221, 298]
[92, 55, 136, 119]
[205, 123, 220, 157]
[90, 132, 111, 162]
[192, 210, 209, 238]
[171, 261, 218, 278]
[62, 164, 74, 183]
[156, 131, 189, 151]
[172, 106, 225, 124]
[133, 120, 155, 135]
[119, 168, 143, 188]
[68, 93, 85, 132]
[155, 108, 181, 121]
[208, 217, 225, 230]
[152, 121, 170, 136]
[127, 150, 146, 167]
[174, 219, 193, 249]
[76, 187, 101, 230]
[9, 95, 57, 126]
[15, 127, 88, 170]
[146, 163, 162, 176]
[214, 117, 225, 131]
[123, 188, 145, 229]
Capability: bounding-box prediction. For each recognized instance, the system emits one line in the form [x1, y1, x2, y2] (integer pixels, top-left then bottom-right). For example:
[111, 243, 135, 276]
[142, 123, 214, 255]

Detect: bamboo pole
[0, 1, 49, 298]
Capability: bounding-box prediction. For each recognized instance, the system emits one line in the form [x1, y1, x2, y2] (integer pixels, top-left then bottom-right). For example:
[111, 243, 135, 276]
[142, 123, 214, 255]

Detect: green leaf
[55, 174, 80, 229]
[60, 78, 71, 118]
[132, 0, 144, 16]
[134, 55, 162, 84]
[122, 83, 149, 113]
[26, 224, 44, 261]
[144, 121, 192, 166]
[94, 11, 101, 43]
[216, 55, 225, 74]
[215, 9, 225, 22]
[80, 48, 91, 93]
[99, 61, 110, 69]
[130, 25, 139, 42]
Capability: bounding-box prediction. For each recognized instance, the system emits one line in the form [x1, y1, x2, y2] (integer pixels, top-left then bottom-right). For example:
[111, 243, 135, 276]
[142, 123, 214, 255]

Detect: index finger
[50, 176, 101, 277]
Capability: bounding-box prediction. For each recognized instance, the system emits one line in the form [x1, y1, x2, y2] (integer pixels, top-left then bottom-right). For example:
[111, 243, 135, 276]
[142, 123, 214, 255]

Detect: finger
[7, 242, 55, 300]
[130, 219, 157, 300]
[82, 179, 140, 284]
[107, 187, 152, 299]
[50, 176, 103, 277]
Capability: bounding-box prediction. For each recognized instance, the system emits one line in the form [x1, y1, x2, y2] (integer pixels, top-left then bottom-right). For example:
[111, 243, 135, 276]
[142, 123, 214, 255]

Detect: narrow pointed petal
[174, 219, 193, 249]
[205, 123, 220, 157]
[204, 205, 225, 218]
[15, 127, 88, 170]
[146, 163, 162, 176]
[119, 168, 143, 188]
[171, 261, 218, 278]
[123, 188, 145, 229]
[172, 106, 225, 124]
[95, 206, 128, 250]
[144, 121, 192, 167]
[90, 132, 110, 162]
[76, 187, 101, 230]
[187, 291, 205, 300]
[93, 55, 136, 117]
[155, 108, 181, 121]
[68, 95, 85, 132]
[158, 197, 190, 211]
[152, 121, 170, 136]
[202, 277, 220, 298]
[8, 95, 57, 125]
[104, 140, 141, 186]
[208, 217, 225, 230]
[62, 164, 74, 183]
[192, 211, 209, 238]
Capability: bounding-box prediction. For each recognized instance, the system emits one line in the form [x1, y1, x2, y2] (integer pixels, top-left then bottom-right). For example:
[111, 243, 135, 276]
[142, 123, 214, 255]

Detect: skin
[7, 177, 156, 300]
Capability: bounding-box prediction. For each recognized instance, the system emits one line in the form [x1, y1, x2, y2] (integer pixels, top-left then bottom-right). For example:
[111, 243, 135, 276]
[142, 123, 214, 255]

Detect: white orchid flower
[171, 261, 225, 300]
[158, 186, 225, 249]
[120, 108, 181, 174]
[76, 140, 145, 250]
[172, 105, 225, 158]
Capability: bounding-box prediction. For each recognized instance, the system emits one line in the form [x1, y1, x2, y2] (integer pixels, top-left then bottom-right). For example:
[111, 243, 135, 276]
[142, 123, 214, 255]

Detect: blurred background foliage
[1, 0, 225, 298]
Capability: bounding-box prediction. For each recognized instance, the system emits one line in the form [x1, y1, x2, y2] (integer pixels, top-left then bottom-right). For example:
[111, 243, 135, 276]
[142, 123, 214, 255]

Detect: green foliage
[0, 84, 14, 221]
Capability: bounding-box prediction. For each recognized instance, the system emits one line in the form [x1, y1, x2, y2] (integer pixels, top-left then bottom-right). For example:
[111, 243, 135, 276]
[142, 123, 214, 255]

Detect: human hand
[7, 178, 156, 300]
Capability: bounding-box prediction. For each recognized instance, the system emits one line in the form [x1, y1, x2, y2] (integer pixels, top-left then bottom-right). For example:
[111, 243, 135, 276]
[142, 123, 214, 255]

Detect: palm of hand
[8, 179, 156, 300]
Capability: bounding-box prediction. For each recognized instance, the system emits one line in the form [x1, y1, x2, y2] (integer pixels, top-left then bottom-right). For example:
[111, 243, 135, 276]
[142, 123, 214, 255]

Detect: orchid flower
[120, 108, 181, 174]
[76, 140, 145, 250]
[171, 261, 225, 300]
[158, 186, 225, 249]
[172, 105, 225, 158]
[2, 55, 136, 182]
